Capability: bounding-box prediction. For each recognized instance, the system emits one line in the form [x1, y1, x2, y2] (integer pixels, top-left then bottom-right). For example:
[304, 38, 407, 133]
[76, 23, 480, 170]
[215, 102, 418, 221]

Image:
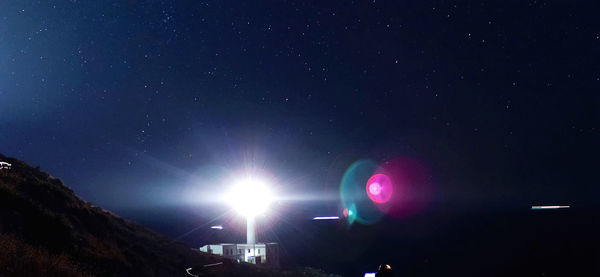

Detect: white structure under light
[226, 178, 273, 244]
[199, 243, 279, 267]
[199, 177, 279, 267]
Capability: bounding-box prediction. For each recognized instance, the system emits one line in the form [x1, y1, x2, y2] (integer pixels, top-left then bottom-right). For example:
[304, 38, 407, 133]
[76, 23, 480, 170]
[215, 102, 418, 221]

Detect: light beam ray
[312, 216, 340, 220]
[531, 205, 570, 210]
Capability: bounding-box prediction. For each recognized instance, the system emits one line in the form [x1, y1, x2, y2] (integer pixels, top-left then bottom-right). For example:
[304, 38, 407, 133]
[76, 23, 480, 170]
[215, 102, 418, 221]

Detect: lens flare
[366, 174, 392, 203]
[368, 183, 381, 195]
[375, 158, 433, 218]
[339, 160, 385, 225]
[347, 203, 358, 225]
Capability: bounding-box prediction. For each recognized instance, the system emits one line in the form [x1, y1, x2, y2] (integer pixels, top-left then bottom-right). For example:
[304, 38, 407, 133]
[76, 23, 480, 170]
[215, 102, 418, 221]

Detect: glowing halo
[366, 174, 393, 203]
[339, 160, 385, 225]
[226, 178, 273, 217]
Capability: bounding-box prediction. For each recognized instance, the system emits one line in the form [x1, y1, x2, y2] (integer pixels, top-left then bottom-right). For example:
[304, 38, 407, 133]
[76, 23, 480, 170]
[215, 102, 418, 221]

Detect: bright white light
[364, 273, 376, 277]
[227, 178, 273, 217]
[210, 225, 223, 230]
[531, 205, 570, 210]
[313, 216, 340, 220]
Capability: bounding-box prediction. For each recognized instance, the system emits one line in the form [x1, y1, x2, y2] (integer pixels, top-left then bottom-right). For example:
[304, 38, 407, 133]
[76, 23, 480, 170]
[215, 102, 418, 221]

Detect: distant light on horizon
[531, 205, 570, 210]
[313, 216, 340, 220]
[210, 225, 223, 229]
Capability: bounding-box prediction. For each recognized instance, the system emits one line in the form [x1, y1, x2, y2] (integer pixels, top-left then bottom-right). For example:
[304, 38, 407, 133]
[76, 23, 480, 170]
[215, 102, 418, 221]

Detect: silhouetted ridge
[0, 153, 340, 277]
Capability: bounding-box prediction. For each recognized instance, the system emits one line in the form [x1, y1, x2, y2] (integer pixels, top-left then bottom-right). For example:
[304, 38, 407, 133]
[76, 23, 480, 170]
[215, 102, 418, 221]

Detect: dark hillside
[0, 153, 339, 277]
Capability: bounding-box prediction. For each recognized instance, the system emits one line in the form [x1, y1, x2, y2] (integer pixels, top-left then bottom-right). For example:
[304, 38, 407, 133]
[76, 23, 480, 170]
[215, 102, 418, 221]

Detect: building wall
[199, 243, 279, 267]
[222, 244, 237, 260]
[236, 244, 266, 264]
[199, 244, 223, 255]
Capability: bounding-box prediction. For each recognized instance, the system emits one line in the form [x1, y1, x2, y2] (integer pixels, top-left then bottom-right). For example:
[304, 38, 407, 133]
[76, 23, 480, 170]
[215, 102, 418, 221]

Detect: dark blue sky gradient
[1, 1, 599, 274]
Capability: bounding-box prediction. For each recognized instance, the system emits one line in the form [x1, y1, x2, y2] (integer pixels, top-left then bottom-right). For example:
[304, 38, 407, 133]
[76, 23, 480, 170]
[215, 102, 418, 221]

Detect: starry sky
[1, 0, 599, 275]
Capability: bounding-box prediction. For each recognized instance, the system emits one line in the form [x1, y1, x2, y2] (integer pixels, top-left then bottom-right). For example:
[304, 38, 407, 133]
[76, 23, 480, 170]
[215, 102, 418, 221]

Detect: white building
[0, 162, 11, 170]
[199, 242, 279, 267]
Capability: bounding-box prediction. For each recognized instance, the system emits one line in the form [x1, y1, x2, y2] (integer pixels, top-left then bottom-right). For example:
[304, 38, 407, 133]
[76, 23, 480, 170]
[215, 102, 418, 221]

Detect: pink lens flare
[366, 174, 393, 203]
[376, 158, 433, 218]
[369, 182, 382, 195]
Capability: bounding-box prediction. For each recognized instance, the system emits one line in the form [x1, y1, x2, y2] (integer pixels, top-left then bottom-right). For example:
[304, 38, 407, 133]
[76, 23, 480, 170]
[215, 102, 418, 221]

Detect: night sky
[1, 1, 599, 275]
